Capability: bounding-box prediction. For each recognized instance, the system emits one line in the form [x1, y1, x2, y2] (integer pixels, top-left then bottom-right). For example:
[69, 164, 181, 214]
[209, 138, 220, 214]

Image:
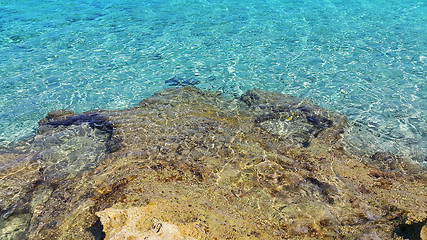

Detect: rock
[0, 87, 425, 240]
[151, 53, 162, 60]
[421, 223, 427, 240]
[0, 152, 40, 240]
[370, 151, 423, 174]
[240, 88, 347, 147]
[32, 112, 118, 180]
[38, 109, 75, 126]
[96, 206, 197, 240]
[0, 212, 31, 240]
[165, 75, 200, 87]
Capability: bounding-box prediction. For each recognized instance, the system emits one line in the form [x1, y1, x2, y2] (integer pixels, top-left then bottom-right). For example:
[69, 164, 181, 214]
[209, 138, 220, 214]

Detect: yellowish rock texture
[96, 205, 197, 240]
[0, 87, 425, 239]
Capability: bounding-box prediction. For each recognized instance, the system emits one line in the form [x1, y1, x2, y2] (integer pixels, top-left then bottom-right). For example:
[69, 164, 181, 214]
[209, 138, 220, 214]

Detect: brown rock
[96, 206, 197, 240]
[0, 87, 425, 240]
[421, 222, 427, 240]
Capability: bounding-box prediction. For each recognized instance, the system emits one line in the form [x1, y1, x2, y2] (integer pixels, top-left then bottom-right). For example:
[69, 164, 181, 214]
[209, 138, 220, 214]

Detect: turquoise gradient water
[0, 0, 426, 163]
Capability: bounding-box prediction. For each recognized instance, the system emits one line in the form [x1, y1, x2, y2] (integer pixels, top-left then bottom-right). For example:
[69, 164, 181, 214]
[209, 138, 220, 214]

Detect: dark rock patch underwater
[0, 87, 425, 240]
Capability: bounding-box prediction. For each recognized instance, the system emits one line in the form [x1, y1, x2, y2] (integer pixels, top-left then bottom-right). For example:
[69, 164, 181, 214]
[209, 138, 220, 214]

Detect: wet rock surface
[240, 88, 347, 148]
[33, 112, 115, 180]
[0, 87, 425, 239]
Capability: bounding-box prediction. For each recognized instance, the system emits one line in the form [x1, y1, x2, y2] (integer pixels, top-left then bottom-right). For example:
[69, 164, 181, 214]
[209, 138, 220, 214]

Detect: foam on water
[0, 0, 426, 163]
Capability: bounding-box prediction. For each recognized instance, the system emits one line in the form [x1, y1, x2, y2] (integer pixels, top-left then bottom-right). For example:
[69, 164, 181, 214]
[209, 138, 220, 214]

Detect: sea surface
[0, 0, 426, 163]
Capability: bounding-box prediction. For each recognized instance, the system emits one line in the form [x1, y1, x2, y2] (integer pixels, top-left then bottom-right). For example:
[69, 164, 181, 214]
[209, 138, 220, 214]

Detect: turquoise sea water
[0, 0, 426, 163]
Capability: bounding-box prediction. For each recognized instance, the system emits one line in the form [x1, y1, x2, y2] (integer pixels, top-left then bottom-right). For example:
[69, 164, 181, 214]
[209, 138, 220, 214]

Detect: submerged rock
[0, 152, 40, 240]
[165, 75, 201, 87]
[0, 87, 425, 240]
[32, 111, 118, 180]
[239, 88, 347, 147]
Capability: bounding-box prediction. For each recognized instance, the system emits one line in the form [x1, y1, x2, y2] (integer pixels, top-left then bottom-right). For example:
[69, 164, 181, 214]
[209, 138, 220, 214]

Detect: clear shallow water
[0, 0, 426, 162]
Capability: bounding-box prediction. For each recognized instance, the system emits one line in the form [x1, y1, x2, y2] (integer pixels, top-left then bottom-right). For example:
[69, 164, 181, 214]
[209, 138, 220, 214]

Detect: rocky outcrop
[0, 87, 425, 240]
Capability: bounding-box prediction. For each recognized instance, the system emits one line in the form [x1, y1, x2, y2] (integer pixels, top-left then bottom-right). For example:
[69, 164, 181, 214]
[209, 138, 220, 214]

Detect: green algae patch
[0, 87, 425, 239]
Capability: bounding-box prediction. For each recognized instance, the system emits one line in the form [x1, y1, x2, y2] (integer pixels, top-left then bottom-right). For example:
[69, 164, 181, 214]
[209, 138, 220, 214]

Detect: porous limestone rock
[0, 87, 425, 240]
[421, 223, 427, 240]
[96, 206, 197, 240]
